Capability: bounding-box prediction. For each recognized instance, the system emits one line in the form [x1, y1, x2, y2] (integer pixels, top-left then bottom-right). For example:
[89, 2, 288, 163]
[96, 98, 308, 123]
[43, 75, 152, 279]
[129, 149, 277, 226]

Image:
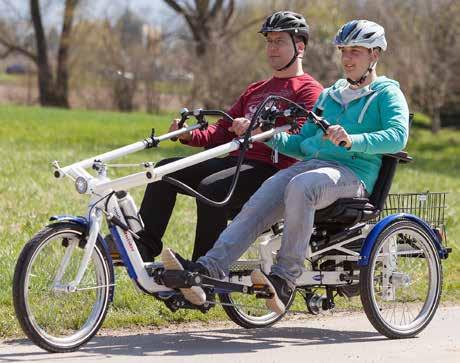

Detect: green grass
[0, 106, 458, 338]
[0, 73, 29, 84]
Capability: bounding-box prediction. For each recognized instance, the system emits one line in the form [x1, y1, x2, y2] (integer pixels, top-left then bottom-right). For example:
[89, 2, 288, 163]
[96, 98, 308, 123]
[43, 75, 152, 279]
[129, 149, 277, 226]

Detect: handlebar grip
[177, 114, 188, 129]
[317, 119, 330, 133]
[316, 117, 346, 147]
[171, 110, 189, 142]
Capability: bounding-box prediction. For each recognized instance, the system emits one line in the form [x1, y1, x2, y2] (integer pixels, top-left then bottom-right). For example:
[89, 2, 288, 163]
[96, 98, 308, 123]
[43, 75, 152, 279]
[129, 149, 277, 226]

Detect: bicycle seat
[314, 151, 412, 228]
[228, 151, 411, 230]
[314, 197, 378, 226]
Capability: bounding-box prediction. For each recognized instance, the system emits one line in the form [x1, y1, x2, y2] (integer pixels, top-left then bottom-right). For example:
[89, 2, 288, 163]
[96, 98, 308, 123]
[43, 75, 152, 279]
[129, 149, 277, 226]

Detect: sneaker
[251, 270, 294, 315]
[161, 248, 208, 305]
[171, 251, 209, 275]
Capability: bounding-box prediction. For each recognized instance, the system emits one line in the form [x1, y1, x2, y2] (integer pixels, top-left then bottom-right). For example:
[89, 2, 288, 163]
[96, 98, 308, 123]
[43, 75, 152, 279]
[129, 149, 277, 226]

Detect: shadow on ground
[1, 325, 385, 359]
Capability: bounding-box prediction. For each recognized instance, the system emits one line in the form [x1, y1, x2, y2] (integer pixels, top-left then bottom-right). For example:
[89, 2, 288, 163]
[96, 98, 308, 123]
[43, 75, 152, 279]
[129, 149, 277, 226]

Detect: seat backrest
[368, 155, 398, 211]
[369, 113, 413, 211]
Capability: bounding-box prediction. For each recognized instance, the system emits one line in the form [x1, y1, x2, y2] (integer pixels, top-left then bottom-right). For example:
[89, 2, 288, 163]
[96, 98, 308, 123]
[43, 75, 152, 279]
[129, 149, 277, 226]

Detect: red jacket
[183, 73, 323, 169]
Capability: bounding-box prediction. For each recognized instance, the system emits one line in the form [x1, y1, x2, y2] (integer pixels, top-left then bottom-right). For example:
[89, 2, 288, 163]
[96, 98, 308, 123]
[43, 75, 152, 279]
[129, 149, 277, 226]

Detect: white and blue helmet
[333, 20, 387, 51]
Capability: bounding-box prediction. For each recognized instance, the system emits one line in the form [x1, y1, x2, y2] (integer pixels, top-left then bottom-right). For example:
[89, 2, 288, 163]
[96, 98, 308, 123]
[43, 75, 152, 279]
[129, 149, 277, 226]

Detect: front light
[75, 177, 88, 194]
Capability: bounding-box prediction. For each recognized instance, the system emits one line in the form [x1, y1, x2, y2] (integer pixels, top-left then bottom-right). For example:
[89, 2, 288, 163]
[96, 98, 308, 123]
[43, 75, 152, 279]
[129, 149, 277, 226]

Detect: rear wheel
[219, 289, 294, 329]
[219, 269, 294, 329]
[219, 230, 293, 328]
[360, 219, 442, 338]
[13, 223, 113, 352]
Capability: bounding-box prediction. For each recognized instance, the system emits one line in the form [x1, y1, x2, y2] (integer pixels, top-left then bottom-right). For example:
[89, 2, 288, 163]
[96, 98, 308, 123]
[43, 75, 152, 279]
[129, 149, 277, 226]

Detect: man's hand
[228, 117, 251, 136]
[323, 125, 352, 148]
[169, 119, 192, 142]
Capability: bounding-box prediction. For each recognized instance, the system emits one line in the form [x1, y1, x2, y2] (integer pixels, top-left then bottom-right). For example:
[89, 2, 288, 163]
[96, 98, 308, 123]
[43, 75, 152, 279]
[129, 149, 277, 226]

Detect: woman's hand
[323, 125, 352, 148]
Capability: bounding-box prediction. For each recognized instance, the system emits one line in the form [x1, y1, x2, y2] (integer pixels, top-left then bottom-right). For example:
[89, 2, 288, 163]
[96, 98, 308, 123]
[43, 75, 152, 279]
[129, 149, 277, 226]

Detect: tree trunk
[55, 0, 79, 108]
[113, 78, 136, 112]
[431, 108, 442, 134]
[145, 80, 160, 114]
[30, 0, 58, 107]
[30, 0, 78, 108]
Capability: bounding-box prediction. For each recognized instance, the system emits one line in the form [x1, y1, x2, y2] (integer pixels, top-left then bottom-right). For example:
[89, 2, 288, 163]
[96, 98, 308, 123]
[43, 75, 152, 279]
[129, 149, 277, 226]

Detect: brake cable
[162, 97, 283, 207]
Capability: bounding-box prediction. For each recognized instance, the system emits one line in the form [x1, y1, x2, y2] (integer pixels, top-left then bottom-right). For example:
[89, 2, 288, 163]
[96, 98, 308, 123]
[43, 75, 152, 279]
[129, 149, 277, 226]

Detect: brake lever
[171, 108, 190, 141]
[257, 105, 284, 132]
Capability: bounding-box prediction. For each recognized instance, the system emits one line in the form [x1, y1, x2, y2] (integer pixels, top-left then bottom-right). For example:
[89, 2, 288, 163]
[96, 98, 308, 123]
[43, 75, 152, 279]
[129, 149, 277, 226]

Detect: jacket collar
[328, 83, 376, 106]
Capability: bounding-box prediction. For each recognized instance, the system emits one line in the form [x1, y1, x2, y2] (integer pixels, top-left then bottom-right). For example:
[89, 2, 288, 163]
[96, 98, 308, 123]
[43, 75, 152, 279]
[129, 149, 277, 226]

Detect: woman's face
[340, 46, 376, 81]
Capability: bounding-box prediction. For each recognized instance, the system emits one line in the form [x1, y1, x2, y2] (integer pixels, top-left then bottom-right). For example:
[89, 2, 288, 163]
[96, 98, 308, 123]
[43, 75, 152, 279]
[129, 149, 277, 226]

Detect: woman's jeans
[197, 159, 367, 285]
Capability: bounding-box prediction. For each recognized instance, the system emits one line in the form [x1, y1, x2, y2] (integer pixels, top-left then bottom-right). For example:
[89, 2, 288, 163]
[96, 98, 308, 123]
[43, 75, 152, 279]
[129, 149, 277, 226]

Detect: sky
[0, 0, 175, 28]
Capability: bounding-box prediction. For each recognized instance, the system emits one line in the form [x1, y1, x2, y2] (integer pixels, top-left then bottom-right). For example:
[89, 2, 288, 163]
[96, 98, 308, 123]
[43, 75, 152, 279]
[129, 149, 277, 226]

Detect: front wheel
[360, 219, 442, 338]
[13, 222, 113, 352]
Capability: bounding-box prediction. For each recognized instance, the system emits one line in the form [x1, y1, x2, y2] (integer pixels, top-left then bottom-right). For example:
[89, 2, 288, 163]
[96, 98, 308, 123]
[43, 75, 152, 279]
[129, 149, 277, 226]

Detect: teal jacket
[266, 76, 409, 193]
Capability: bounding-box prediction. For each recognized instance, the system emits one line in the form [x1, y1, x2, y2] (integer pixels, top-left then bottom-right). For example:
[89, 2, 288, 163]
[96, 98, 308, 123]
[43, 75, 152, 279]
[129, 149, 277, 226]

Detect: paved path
[1, 306, 458, 362]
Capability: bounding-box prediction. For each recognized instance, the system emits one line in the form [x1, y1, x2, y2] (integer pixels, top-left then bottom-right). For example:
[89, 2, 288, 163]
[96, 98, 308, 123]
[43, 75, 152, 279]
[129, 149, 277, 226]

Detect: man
[161, 20, 410, 314]
[136, 11, 323, 262]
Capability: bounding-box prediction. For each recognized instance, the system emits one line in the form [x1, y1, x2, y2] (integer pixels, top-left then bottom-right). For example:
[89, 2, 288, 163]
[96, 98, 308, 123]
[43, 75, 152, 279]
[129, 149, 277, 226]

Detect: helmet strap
[276, 33, 300, 72]
[347, 60, 377, 87]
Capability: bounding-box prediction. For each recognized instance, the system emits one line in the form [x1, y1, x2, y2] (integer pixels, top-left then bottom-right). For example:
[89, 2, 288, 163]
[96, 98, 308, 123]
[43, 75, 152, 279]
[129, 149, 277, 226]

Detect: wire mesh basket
[376, 192, 447, 229]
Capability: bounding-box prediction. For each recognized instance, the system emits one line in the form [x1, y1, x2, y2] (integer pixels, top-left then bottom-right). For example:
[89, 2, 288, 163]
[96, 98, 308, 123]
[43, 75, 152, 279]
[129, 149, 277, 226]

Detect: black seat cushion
[230, 198, 378, 230]
[314, 197, 379, 227]
[313, 149, 412, 228]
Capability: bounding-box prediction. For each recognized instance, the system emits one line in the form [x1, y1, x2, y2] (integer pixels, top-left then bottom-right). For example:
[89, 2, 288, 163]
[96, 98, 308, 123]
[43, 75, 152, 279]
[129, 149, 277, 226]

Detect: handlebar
[171, 108, 234, 141]
[257, 103, 347, 147]
[54, 98, 347, 181]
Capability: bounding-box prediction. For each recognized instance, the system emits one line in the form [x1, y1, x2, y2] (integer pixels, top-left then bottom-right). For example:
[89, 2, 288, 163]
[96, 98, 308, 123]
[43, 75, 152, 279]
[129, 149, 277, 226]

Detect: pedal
[255, 291, 274, 299]
[155, 290, 177, 300]
[106, 234, 124, 266]
[110, 253, 124, 267]
[145, 262, 163, 277]
[156, 269, 203, 289]
[252, 284, 273, 299]
[229, 260, 262, 272]
[252, 283, 266, 289]
[155, 289, 215, 313]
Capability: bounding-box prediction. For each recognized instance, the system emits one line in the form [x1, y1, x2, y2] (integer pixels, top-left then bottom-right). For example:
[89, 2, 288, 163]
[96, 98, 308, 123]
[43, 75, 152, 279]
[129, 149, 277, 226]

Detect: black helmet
[259, 11, 309, 45]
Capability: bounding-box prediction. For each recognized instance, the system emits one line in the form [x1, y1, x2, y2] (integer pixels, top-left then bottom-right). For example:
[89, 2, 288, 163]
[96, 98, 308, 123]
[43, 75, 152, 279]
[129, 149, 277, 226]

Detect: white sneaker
[161, 248, 206, 305]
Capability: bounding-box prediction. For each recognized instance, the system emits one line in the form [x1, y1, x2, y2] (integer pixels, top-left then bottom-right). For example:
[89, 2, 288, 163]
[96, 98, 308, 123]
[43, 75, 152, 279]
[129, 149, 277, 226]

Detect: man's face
[265, 32, 302, 70]
[340, 46, 376, 80]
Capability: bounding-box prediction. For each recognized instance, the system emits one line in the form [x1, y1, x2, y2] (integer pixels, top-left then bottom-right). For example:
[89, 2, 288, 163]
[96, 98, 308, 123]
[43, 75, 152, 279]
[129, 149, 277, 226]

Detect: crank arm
[153, 269, 273, 297]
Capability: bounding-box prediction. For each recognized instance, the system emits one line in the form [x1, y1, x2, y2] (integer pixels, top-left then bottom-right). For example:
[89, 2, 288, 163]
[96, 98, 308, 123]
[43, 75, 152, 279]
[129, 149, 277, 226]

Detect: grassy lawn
[0, 105, 458, 338]
[0, 73, 30, 84]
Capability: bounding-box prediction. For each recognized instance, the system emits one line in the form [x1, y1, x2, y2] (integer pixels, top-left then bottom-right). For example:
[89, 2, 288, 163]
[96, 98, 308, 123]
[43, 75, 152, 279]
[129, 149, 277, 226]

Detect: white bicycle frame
[52, 123, 291, 294]
[52, 119, 379, 296]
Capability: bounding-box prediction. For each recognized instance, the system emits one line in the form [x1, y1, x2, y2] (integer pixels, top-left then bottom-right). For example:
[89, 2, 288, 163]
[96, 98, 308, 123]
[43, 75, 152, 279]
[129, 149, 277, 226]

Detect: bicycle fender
[49, 215, 88, 226]
[49, 215, 115, 301]
[359, 213, 448, 266]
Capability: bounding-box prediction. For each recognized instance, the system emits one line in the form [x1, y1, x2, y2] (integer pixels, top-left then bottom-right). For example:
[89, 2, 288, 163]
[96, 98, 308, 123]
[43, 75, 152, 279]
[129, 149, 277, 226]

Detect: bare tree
[164, 0, 236, 57]
[163, 0, 272, 108]
[0, 0, 80, 108]
[83, 10, 170, 113]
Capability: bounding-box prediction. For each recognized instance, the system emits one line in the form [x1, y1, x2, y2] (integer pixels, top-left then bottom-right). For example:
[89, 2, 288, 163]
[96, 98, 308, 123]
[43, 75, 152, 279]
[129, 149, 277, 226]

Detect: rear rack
[378, 192, 447, 227]
[375, 191, 449, 246]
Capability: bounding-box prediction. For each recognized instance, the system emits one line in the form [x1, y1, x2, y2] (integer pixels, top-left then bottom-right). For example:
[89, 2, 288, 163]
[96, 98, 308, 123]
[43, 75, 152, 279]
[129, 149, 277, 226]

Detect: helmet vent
[363, 32, 376, 39]
[351, 29, 362, 40]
